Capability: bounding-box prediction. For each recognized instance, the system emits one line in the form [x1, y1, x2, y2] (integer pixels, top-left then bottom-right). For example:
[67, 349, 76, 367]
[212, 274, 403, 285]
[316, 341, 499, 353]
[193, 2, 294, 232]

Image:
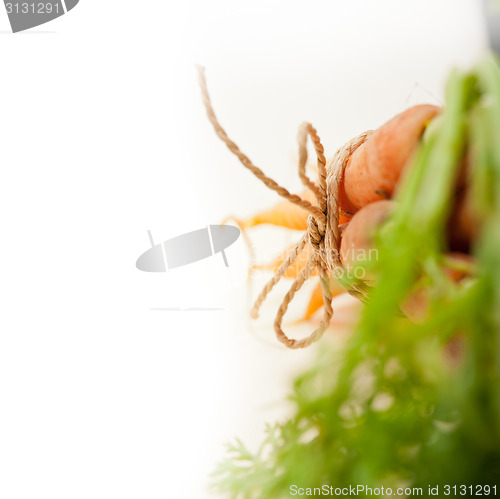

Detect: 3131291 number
[444, 485, 497, 496]
[5, 2, 60, 14]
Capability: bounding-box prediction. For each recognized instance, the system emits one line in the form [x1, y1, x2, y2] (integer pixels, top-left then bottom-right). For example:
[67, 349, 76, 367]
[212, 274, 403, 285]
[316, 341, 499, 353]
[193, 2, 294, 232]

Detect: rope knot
[307, 214, 324, 253]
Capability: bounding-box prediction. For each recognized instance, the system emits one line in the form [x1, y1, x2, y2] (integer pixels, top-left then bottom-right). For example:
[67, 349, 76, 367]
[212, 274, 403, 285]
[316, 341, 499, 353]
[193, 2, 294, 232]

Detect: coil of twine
[198, 67, 372, 349]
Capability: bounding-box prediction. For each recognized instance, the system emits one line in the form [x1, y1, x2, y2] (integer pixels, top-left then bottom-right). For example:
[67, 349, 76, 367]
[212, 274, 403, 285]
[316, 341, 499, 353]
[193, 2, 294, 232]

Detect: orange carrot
[303, 280, 345, 320]
[340, 105, 441, 213]
[252, 243, 315, 278]
[234, 188, 316, 231]
[339, 200, 395, 270]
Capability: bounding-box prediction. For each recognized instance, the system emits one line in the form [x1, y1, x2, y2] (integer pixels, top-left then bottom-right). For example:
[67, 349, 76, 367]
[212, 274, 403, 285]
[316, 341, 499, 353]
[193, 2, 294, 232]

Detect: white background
[0, 1, 488, 498]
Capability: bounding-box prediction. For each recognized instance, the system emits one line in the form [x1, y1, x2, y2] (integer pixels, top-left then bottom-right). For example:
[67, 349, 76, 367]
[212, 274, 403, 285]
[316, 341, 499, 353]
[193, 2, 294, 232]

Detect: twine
[198, 66, 373, 349]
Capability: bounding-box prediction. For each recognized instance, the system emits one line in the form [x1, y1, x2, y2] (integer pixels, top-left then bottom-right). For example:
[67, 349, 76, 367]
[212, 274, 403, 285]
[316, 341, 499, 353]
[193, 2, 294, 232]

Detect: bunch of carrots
[212, 57, 500, 496]
[234, 102, 474, 323]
